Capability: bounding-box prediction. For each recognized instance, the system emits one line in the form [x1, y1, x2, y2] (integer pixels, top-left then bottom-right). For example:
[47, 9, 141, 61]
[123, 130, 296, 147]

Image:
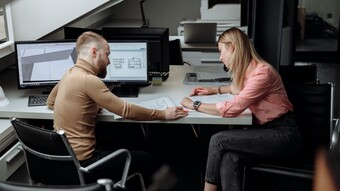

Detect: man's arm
[47, 83, 59, 110]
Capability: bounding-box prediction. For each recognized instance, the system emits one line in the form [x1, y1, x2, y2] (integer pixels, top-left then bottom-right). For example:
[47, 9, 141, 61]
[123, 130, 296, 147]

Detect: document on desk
[189, 94, 234, 104]
[136, 94, 234, 111]
[136, 97, 178, 110]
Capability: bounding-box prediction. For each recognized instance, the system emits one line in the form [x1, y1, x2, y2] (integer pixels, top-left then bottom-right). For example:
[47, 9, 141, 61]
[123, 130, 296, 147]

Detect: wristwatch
[193, 100, 202, 111]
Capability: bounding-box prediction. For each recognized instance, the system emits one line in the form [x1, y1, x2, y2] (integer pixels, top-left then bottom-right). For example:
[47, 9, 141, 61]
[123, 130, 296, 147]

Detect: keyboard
[28, 95, 49, 106]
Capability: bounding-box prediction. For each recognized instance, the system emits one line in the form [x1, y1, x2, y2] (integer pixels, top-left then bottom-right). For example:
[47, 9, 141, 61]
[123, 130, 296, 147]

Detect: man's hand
[164, 106, 188, 120]
[180, 97, 194, 110]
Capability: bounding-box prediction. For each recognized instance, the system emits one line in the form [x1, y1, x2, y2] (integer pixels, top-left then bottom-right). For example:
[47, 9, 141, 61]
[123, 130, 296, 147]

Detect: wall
[300, 0, 339, 29]
[108, 0, 340, 35]
[107, 0, 200, 35]
[0, 0, 124, 71]
[10, 0, 123, 40]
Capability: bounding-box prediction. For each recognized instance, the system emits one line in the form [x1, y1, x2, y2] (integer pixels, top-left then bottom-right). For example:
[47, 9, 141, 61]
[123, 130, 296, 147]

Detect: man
[47, 31, 188, 183]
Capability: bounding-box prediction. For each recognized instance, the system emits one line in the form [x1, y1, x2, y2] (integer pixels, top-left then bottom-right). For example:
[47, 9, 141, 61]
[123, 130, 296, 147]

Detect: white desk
[0, 65, 252, 125]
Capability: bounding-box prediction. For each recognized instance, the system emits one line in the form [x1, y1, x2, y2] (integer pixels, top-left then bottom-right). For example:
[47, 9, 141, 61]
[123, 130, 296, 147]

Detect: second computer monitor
[104, 41, 149, 97]
[104, 41, 149, 85]
[102, 27, 170, 81]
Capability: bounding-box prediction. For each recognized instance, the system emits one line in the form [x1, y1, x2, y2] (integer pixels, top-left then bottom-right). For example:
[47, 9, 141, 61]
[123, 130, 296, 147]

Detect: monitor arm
[139, 0, 148, 28]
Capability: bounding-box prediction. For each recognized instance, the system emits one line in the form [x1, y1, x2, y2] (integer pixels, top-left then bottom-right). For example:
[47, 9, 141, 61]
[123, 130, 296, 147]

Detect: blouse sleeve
[216, 65, 280, 117]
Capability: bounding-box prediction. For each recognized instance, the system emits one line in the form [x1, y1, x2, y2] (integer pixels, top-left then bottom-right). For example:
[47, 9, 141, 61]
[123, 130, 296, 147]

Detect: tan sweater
[47, 59, 165, 160]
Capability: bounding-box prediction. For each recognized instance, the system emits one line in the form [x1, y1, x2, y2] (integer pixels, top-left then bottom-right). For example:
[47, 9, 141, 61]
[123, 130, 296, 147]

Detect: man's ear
[91, 47, 97, 58]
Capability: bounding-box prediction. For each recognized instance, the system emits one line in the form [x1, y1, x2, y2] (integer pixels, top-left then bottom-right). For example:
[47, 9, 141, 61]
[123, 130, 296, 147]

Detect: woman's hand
[180, 97, 195, 110]
[190, 86, 215, 96]
[164, 106, 189, 120]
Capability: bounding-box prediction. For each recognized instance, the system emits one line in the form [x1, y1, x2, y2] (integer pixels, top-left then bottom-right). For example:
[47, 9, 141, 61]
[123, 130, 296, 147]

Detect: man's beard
[98, 68, 107, 79]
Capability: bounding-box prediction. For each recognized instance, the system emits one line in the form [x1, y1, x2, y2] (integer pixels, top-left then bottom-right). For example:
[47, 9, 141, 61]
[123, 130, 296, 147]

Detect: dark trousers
[205, 112, 302, 191]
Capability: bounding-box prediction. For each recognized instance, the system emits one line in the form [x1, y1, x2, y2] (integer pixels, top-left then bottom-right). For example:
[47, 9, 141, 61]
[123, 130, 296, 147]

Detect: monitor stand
[110, 85, 139, 98]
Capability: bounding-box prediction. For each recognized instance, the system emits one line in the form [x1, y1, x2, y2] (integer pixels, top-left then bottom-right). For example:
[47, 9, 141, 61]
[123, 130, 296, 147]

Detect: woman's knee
[209, 132, 226, 147]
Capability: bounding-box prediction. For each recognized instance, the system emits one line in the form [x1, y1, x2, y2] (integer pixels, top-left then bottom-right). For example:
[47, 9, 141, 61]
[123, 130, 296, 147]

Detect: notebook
[183, 22, 217, 43]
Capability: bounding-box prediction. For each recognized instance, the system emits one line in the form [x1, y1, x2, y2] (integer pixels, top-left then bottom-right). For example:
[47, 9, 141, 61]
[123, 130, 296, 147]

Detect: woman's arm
[181, 97, 220, 116]
[190, 85, 232, 96]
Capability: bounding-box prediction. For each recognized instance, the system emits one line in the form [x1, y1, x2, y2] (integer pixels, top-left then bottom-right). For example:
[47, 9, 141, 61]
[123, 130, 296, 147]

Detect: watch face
[193, 100, 202, 110]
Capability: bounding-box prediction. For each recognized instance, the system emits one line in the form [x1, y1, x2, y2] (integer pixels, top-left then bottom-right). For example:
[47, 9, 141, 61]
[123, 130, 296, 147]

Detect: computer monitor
[104, 41, 149, 97]
[102, 27, 170, 81]
[15, 40, 77, 91]
[64, 26, 102, 40]
[15, 40, 149, 97]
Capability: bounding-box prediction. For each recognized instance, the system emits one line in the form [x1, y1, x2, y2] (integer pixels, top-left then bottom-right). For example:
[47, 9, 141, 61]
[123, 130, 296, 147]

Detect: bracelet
[218, 86, 222, 94]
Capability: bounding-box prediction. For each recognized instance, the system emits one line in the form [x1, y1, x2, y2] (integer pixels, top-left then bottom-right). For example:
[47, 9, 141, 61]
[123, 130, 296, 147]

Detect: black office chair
[10, 117, 145, 190]
[279, 64, 318, 85]
[241, 82, 334, 191]
[0, 179, 112, 191]
[313, 113, 340, 191]
[330, 115, 340, 154]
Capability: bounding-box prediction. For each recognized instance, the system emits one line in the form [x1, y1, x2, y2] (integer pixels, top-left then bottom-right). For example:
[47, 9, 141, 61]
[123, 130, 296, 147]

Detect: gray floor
[296, 38, 338, 52]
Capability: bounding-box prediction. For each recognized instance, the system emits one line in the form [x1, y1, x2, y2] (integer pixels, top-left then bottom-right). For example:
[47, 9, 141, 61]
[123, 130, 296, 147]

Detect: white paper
[136, 97, 177, 110]
[189, 93, 234, 103]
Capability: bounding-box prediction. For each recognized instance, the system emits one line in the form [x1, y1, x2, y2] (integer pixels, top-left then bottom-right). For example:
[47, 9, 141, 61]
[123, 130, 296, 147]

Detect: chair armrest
[251, 164, 314, 180]
[79, 148, 131, 189]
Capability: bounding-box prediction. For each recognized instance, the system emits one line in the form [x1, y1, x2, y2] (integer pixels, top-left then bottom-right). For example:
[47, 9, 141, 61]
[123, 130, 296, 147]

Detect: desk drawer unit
[0, 119, 25, 181]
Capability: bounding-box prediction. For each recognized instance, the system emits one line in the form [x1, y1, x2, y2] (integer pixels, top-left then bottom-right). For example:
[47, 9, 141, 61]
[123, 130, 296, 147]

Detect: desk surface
[0, 65, 252, 125]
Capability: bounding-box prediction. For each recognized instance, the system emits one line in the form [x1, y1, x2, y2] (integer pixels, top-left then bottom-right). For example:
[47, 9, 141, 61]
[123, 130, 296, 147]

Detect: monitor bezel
[102, 27, 170, 79]
[103, 40, 150, 86]
[64, 26, 103, 40]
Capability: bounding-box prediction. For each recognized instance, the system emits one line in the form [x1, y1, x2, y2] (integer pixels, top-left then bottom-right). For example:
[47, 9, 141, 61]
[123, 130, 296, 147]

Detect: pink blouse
[216, 60, 293, 124]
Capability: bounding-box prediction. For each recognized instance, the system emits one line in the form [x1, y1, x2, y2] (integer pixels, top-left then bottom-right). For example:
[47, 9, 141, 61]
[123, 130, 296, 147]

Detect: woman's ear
[229, 42, 236, 52]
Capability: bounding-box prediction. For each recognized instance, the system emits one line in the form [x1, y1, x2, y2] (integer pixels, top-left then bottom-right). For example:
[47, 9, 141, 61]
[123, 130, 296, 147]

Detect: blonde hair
[218, 27, 265, 90]
[76, 31, 105, 55]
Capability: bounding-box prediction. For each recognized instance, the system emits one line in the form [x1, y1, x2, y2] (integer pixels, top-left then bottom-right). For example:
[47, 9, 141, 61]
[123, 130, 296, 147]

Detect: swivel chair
[279, 64, 318, 85]
[10, 117, 145, 190]
[0, 179, 113, 191]
[313, 115, 340, 191]
[330, 116, 340, 153]
[241, 82, 334, 191]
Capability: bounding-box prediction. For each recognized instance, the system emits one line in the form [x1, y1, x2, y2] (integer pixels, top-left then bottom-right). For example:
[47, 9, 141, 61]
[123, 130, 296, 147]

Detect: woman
[180, 27, 301, 191]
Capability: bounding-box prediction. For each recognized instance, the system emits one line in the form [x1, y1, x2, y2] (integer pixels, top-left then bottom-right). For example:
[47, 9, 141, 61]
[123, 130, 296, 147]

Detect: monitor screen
[102, 27, 170, 81]
[15, 40, 77, 89]
[103, 41, 149, 97]
[104, 41, 149, 85]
